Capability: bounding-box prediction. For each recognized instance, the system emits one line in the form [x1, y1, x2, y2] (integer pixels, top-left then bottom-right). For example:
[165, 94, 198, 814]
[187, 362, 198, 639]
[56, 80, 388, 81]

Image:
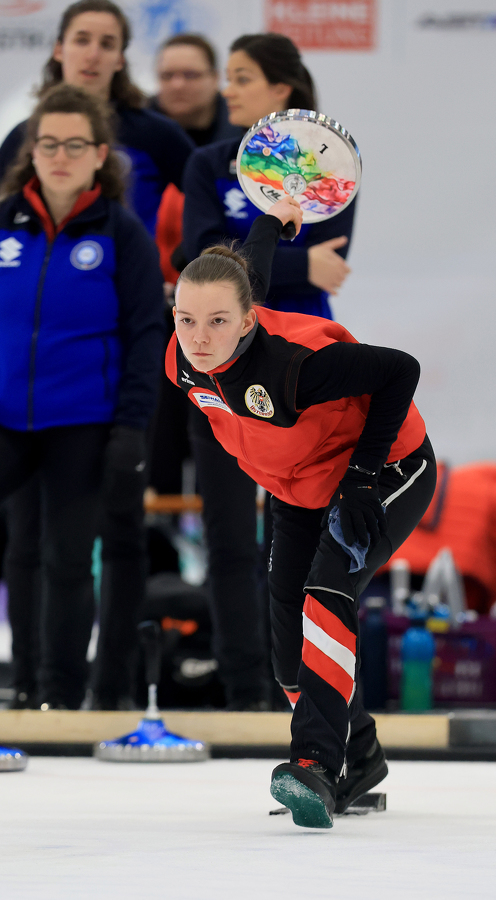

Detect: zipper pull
[385, 461, 406, 480]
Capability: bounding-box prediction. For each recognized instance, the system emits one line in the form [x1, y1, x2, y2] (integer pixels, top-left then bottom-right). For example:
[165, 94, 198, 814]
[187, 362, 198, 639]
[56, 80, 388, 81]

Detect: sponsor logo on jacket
[245, 384, 274, 418]
[0, 236, 22, 266]
[193, 392, 232, 414]
[224, 187, 248, 219]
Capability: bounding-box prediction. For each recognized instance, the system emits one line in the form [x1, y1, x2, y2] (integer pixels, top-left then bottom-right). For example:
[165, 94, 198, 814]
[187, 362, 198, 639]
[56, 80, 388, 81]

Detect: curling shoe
[335, 739, 388, 814]
[270, 759, 337, 828]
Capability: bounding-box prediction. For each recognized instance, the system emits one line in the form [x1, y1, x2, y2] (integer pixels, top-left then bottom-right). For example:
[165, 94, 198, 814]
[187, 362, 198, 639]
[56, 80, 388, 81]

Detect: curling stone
[94, 620, 209, 762]
[0, 746, 29, 772]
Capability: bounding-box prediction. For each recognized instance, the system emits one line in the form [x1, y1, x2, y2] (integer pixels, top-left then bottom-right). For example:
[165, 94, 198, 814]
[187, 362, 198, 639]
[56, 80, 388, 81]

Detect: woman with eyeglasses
[0, 84, 164, 710]
[0, 0, 193, 235]
[0, 0, 192, 711]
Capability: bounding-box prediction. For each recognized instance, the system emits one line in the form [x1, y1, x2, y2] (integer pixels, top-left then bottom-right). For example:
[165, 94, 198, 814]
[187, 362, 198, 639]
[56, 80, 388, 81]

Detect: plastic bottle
[360, 596, 388, 710]
[422, 547, 466, 626]
[389, 558, 411, 616]
[400, 612, 436, 710]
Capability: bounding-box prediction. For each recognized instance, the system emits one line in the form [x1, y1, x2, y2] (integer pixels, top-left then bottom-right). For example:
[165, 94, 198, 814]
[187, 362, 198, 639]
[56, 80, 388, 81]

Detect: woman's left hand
[266, 196, 303, 236]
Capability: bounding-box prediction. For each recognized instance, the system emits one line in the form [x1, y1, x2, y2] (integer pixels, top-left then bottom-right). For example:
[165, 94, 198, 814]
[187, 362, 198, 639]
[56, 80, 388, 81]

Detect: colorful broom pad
[240, 124, 355, 216]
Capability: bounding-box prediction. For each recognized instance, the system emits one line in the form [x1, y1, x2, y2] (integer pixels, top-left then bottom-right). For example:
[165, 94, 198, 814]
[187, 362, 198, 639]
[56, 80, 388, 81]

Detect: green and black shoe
[270, 759, 337, 829]
[335, 740, 388, 814]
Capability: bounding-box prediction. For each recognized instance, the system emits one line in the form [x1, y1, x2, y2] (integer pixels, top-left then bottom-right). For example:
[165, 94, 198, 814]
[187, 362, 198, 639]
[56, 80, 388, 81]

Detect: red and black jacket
[166, 299, 426, 509]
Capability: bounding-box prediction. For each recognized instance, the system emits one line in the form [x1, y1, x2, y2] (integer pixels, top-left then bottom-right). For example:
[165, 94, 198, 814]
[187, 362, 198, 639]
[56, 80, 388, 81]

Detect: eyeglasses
[34, 137, 98, 159]
[159, 69, 212, 82]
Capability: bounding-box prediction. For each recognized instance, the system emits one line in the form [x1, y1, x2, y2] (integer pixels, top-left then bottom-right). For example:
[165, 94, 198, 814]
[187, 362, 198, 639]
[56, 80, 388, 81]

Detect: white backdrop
[1, 0, 495, 464]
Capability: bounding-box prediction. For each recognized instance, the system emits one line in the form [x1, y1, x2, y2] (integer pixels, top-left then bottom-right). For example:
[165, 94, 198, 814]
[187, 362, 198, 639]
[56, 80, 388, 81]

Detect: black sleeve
[113, 208, 166, 429]
[296, 342, 421, 473]
[241, 215, 284, 304]
[0, 122, 27, 183]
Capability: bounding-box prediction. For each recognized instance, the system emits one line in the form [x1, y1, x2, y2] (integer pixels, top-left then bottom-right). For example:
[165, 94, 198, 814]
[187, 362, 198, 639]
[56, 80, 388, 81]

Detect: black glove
[337, 466, 387, 549]
[103, 426, 147, 514]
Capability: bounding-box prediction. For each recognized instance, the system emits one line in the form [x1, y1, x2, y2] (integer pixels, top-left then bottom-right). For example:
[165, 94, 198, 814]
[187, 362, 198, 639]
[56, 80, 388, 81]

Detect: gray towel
[327, 506, 369, 573]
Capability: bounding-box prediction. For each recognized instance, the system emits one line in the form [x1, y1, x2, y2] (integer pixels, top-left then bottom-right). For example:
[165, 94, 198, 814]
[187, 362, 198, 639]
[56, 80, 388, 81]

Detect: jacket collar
[22, 176, 102, 241]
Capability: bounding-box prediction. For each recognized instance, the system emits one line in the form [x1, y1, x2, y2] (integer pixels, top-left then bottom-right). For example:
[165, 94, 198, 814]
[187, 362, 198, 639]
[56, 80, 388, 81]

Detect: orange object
[155, 183, 185, 284]
[161, 616, 198, 637]
[379, 462, 496, 614]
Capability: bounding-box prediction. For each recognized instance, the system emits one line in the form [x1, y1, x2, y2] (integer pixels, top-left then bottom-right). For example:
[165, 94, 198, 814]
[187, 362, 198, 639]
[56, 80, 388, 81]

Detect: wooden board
[0, 710, 450, 748]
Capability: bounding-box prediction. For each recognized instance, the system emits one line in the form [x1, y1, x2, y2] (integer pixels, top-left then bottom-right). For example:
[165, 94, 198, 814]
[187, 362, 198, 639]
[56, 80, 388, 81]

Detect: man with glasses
[150, 34, 241, 147]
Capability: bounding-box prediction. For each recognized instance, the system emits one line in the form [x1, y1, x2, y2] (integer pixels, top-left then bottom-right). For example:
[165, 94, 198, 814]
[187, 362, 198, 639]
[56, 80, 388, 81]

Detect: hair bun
[201, 244, 249, 274]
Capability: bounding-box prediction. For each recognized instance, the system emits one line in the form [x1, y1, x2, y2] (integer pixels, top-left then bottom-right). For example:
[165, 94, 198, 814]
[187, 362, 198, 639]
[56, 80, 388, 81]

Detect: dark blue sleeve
[145, 112, 195, 192]
[113, 207, 166, 429]
[269, 196, 356, 287]
[0, 121, 27, 183]
[182, 146, 228, 260]
[118, 108, 195, 194]
[182, 145, 356, 287]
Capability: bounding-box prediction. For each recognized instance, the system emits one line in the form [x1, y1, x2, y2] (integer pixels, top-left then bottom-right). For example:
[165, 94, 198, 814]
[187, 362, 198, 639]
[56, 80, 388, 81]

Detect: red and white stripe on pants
[301, 594, 357, 705]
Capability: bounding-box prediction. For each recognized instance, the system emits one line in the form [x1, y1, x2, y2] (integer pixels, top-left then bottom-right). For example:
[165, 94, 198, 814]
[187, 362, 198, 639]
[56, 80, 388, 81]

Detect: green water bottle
[400, 615, 436, 710]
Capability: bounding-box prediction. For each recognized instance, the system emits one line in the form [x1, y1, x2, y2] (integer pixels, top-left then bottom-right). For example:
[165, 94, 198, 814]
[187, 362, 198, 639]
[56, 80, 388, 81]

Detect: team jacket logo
[193, 392, 232, 414]
[70, 241, 104, 270]
[245, 384, 274, 418]
[0, 236, 22, 267]
[224, 188, 248, 219]
[181, 369, 195, 386]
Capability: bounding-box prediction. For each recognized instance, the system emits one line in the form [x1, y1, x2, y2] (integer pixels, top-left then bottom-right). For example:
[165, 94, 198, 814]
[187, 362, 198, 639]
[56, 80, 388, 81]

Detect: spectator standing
[148, 34, 242, 496]
[0, 84, 164, 710]
[0, 0, 193, 710]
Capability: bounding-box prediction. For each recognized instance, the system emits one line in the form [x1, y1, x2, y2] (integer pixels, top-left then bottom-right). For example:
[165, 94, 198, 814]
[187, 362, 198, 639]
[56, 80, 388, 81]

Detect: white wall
[1, 0, 494, 464]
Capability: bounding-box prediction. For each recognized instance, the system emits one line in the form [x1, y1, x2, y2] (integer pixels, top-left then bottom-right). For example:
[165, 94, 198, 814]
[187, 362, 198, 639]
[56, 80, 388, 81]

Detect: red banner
[265, 0, 376, 50]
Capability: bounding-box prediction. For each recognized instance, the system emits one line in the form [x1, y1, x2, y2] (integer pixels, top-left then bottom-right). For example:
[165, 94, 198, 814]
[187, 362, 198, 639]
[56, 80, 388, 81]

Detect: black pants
[0, 423, 109, 708]
[4, 456, 147, 704]
[91, 476, 147, 700]
[189, 405, 269, 706]
[269, 435, 437, 775]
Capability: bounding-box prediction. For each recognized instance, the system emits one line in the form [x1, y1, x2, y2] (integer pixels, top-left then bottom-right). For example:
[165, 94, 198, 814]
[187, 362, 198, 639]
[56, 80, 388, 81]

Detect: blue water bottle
[360, 597, 389, 710]
[400, 612, 436, 710]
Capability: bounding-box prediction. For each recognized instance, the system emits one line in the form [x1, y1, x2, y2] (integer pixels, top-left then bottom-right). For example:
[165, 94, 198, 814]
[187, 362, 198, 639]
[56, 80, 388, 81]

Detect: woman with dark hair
[0, 84, 165, 710]
[179, 33, 355, 711]
[0, 0, 192, 711]
[0, 0, 194, 235]
[167, 199, 435, 828]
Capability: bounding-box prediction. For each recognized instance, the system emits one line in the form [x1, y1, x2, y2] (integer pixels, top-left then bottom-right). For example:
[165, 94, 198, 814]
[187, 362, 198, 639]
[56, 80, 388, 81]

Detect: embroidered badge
[70, 241, 103, 270]
[245, 384, 274, 418]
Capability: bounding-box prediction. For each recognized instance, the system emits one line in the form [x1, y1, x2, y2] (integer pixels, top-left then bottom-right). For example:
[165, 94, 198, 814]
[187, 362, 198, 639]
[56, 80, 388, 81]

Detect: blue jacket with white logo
[0, 104, 194, 237]
[0, 188, 165, 432]
[182, 138, 357, 319]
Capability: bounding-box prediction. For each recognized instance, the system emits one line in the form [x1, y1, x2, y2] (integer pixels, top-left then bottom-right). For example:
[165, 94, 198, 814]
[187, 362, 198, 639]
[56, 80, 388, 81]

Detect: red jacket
[166, 307, 426, 508]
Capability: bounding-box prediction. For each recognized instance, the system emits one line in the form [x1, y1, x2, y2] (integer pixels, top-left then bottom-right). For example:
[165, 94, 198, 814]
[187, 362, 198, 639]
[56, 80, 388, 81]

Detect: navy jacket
[0, 189, 165, 432]
[0, 104, 194, 236]
[182, 137, 357, 319]
[148, 92, 243, 147]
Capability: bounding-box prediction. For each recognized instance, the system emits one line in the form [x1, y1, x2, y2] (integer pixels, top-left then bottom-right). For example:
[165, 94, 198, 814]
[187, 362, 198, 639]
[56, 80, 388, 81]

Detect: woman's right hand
[266, 196, 303, 236]
[308, 237, 351, 295]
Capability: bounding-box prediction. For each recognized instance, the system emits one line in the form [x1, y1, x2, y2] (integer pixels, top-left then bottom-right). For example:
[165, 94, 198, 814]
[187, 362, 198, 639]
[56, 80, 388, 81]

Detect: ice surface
[0, 758, 495, 899]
